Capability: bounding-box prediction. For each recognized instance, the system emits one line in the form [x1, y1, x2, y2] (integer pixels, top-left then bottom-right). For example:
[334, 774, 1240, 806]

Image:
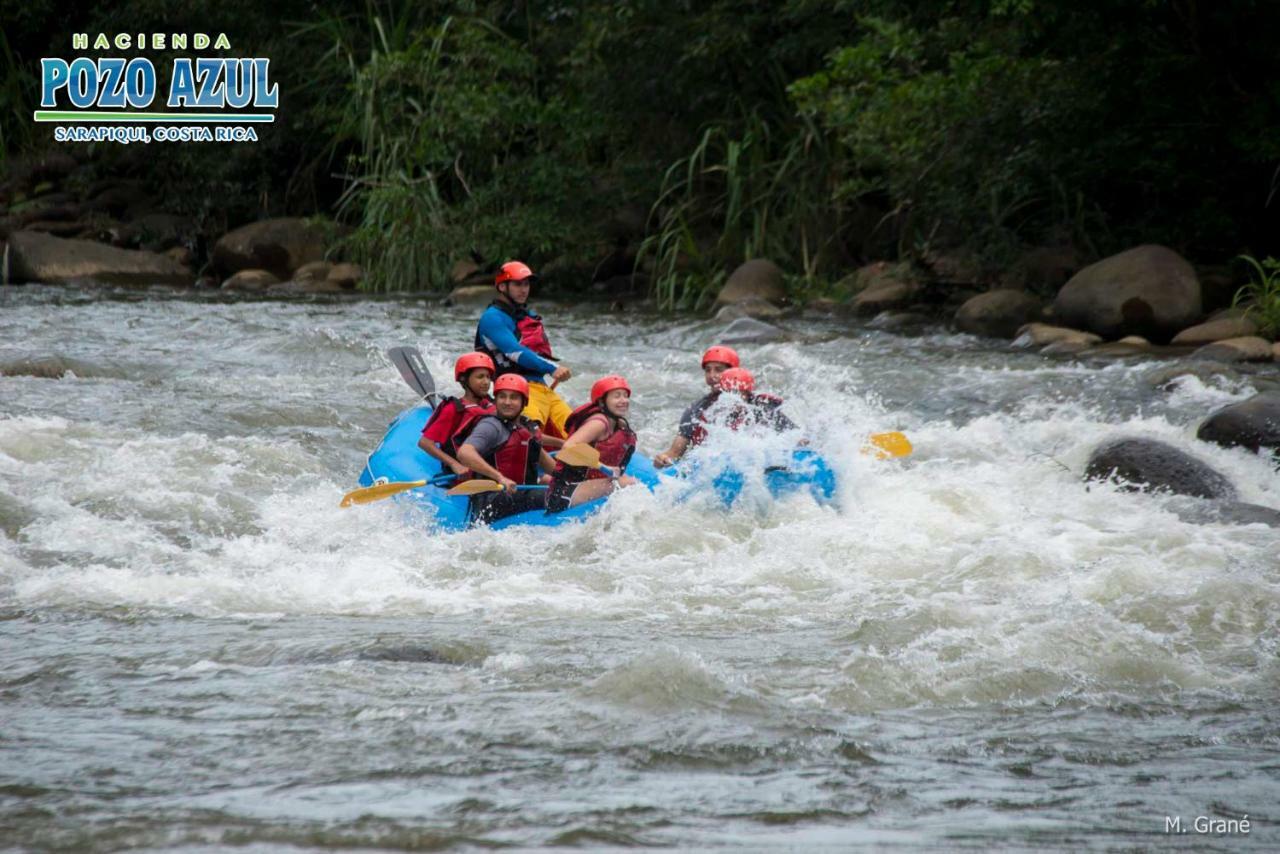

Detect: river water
[2, 286, 1277, 850]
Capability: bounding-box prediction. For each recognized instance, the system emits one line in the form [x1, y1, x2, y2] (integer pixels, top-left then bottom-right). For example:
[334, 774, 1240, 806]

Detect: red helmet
[454, 351, 495, 382]
[718, 367, 754, 394]
[492, 373, 530, 401]
[495, 261, 537, 286]
[701, 345, 740, 368]
[590, 375, 631, 403]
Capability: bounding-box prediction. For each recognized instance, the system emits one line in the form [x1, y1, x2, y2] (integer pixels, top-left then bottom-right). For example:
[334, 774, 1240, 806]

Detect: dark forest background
[4, 0, 1280, 305]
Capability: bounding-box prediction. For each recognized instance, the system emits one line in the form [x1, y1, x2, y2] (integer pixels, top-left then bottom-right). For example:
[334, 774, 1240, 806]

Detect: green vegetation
[5, 1, 1280, 300]
[1234, 255, 1280, 339]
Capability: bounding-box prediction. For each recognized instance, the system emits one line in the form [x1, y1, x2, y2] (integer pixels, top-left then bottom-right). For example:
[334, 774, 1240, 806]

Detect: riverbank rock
[1012, 323, 1102, 350]
[0, 355, 77, 378]
[212, 218, 327, 279]
[327, 262, 363, 289]
[221, 269, 280, 291]
[1085, 437, 1235, 499]
[1196, 392, 1280, 455]
[1171, 316, 1258, 345]
[714, 259, 785, 307]
[1052, 245, 1202, 341]
[718, 316, 790, 344]
[445, 284, 494, 307]
[1006, 245, 1082, 291]
[955, 289, 1042, 338]
[292, 261, 331, 283]
[1169, 500, 1280, 527]
[7, 230, 192, 286]
[851, 278, 922, 316]
[450, 258, 481, 283]
[1146, 362, 1239, 391]
[1191, 337, 1274, 363]
[714, 297, 786, 321]
[1080, 340, 1153, 360]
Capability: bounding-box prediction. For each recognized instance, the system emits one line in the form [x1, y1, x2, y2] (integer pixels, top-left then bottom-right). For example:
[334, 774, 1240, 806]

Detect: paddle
[446, 480, 549, 496]
[339, 472, 456, 507]
[864, 431, 913, 459]
[553, 442, 616, 475]
[386, 346, 440, 404]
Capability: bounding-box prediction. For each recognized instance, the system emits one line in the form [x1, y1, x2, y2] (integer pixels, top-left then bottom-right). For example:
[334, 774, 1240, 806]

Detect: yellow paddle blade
[445, 479, 505, 496]
[554, 443, 603, 469]
[339, 479, 428, 507]
[863, 431, 913, 459]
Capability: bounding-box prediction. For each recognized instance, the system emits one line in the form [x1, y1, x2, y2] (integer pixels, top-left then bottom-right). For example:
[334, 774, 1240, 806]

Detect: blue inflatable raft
[357, 403, 837, 531]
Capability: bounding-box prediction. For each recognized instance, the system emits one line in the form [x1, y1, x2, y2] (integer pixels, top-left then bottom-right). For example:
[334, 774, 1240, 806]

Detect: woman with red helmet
[417, 352, 496, 477]
[546, 374, 640, 512]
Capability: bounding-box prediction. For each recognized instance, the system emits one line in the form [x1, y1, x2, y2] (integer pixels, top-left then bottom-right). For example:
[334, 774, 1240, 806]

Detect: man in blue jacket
[475, 261, 573, 441]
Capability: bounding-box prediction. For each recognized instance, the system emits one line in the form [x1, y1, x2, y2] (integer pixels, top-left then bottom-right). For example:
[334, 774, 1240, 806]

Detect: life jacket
[477, 300, 555, 372]
[421, 396, 496, 456]
[558, 403, 636, 480]
[453, 413, 541, 484]
[688, 392, 786, 444]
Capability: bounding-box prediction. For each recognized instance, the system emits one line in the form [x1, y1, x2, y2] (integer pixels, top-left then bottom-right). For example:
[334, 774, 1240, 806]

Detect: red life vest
[421, 397, 496, 456]
[516, 314, 554, 359]
[478, 300, 555, 367]
[559, 404, 636, 480]
[454, 414, 542, 484]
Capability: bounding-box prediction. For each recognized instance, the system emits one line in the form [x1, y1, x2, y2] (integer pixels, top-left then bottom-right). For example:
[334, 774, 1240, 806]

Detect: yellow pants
[523, 381, 573, 438]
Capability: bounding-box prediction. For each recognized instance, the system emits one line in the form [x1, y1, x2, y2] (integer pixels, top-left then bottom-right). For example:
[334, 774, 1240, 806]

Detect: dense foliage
[4, 0, 1280, 297]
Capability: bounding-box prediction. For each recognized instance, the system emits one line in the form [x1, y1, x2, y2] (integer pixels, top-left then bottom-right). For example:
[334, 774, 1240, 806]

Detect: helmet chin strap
[498, 283, 528, 307]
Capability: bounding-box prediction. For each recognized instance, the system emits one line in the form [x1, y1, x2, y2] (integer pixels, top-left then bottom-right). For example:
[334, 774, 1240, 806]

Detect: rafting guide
[35, 32, 276, 144]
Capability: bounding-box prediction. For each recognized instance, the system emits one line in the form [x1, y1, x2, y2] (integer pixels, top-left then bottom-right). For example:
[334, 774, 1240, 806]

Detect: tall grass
[637, 113, 838, 311]
[0, 28, 34, 159]
[1234, 255, 1280, 339]
[300, 5, 536, 292]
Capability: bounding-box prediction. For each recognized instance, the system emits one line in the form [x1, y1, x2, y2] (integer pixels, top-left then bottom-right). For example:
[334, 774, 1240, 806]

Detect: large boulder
[1085, 437, 1235, 499]
[211, 218, 327, 279]
[7, 230, 192, 285]
[955, 289, 1042, 338]
[714, 259, 786, 307]
[1196, 392, 1280, 455]
[1052, 245, 1202, 341]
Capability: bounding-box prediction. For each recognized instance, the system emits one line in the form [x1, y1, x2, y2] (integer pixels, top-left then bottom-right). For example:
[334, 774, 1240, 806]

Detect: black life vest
[421, 396, 496, 456]
[454, 413, 542, 484]
[558, 403, 636, 480]
[476, 300, 554, 374]
[688, 392, 786, 445]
